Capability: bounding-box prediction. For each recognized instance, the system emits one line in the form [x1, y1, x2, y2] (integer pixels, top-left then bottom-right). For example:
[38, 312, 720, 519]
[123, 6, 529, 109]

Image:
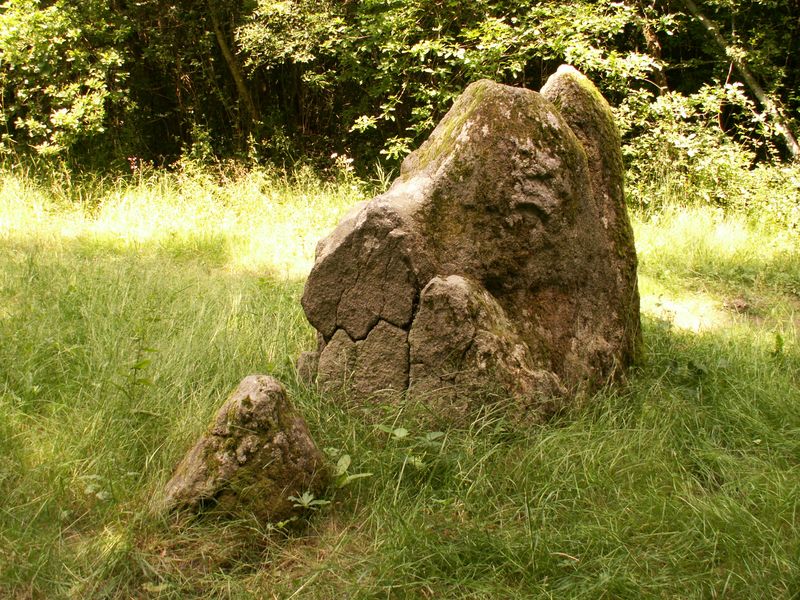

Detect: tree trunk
[207, 1, 260, 128]
[635, 0, 668, 92]
[680, 0, 800, 159]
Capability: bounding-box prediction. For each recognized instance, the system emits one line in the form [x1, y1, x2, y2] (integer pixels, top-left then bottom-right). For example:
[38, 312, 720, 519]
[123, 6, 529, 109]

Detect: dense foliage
[0, 0, 798, 174]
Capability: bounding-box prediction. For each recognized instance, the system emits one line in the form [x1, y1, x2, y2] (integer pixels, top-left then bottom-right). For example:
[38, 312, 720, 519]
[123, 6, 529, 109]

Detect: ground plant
[0, 157, 798, 598]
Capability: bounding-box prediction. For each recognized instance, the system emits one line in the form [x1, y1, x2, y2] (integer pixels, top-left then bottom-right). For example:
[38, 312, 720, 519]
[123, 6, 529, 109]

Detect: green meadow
[1, 163, 798, 598]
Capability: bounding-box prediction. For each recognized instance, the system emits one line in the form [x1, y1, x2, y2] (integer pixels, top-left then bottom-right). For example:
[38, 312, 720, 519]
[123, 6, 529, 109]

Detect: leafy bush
[238, 0, 660, 163]
[619, 83, 799, 228]
[0, 0, 798, 183]
[0, 0, 131, 156]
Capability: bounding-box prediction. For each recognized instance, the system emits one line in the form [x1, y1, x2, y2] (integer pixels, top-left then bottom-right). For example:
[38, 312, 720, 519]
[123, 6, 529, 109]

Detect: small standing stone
[163, 375, 329, 522]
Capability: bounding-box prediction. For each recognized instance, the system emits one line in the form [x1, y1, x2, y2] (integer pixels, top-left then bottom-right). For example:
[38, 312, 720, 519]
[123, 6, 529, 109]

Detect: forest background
[1, 0, 799, 201]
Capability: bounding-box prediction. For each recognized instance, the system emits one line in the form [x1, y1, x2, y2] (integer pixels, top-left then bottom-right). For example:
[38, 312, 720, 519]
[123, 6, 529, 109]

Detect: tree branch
[208, 1, 259, 128]
[680, 0, 799, 159]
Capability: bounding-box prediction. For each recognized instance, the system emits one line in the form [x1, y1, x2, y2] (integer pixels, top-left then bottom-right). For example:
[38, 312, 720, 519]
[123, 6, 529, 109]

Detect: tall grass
[0, 160, 364, 278]
[1, 162, 798, 598]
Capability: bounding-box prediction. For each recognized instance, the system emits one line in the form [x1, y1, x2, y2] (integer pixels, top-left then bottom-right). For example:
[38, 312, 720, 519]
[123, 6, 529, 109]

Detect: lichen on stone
[162, 375, 329, 523]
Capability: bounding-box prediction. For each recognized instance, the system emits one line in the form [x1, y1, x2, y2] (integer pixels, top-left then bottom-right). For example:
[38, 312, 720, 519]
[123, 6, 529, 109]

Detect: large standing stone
[300, 66, 641, 419]
[163, 375, 329, 522]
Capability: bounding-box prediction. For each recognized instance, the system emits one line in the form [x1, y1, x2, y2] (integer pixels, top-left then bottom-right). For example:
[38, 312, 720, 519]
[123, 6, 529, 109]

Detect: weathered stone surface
[409, 275, 565, 419]
[296, 351, 320, 384]
[300, 67, 641, 418]
[353, 320, 409, 396]
[540, 65, 641, 370]
[317, 328, 357, 394]
[163, 375, 329, 522]
[302, 205, 418, 341]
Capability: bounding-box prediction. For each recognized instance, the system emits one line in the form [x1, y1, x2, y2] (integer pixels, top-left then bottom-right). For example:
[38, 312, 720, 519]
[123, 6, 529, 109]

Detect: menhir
[300, 65, 641, 421]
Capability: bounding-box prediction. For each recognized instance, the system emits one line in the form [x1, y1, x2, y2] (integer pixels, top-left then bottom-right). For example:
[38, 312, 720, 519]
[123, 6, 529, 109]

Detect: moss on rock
[162, 375, 329, 523]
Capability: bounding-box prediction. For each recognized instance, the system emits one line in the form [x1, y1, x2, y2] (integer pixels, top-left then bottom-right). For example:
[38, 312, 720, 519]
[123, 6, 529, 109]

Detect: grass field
[1, 163, 799, 598]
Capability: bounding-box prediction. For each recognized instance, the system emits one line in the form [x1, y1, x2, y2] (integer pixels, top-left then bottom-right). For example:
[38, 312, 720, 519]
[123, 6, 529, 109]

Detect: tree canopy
[0, 0, 798, 168]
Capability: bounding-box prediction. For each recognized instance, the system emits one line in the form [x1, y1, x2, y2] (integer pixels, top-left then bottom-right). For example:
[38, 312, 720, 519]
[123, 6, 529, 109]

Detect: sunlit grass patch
[0, 193, 322, 594]
[634, 205, 800, 339]
[634, 205, 799, 295]
[0, 164, 366, 278]
[639, 274, 729, 332]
